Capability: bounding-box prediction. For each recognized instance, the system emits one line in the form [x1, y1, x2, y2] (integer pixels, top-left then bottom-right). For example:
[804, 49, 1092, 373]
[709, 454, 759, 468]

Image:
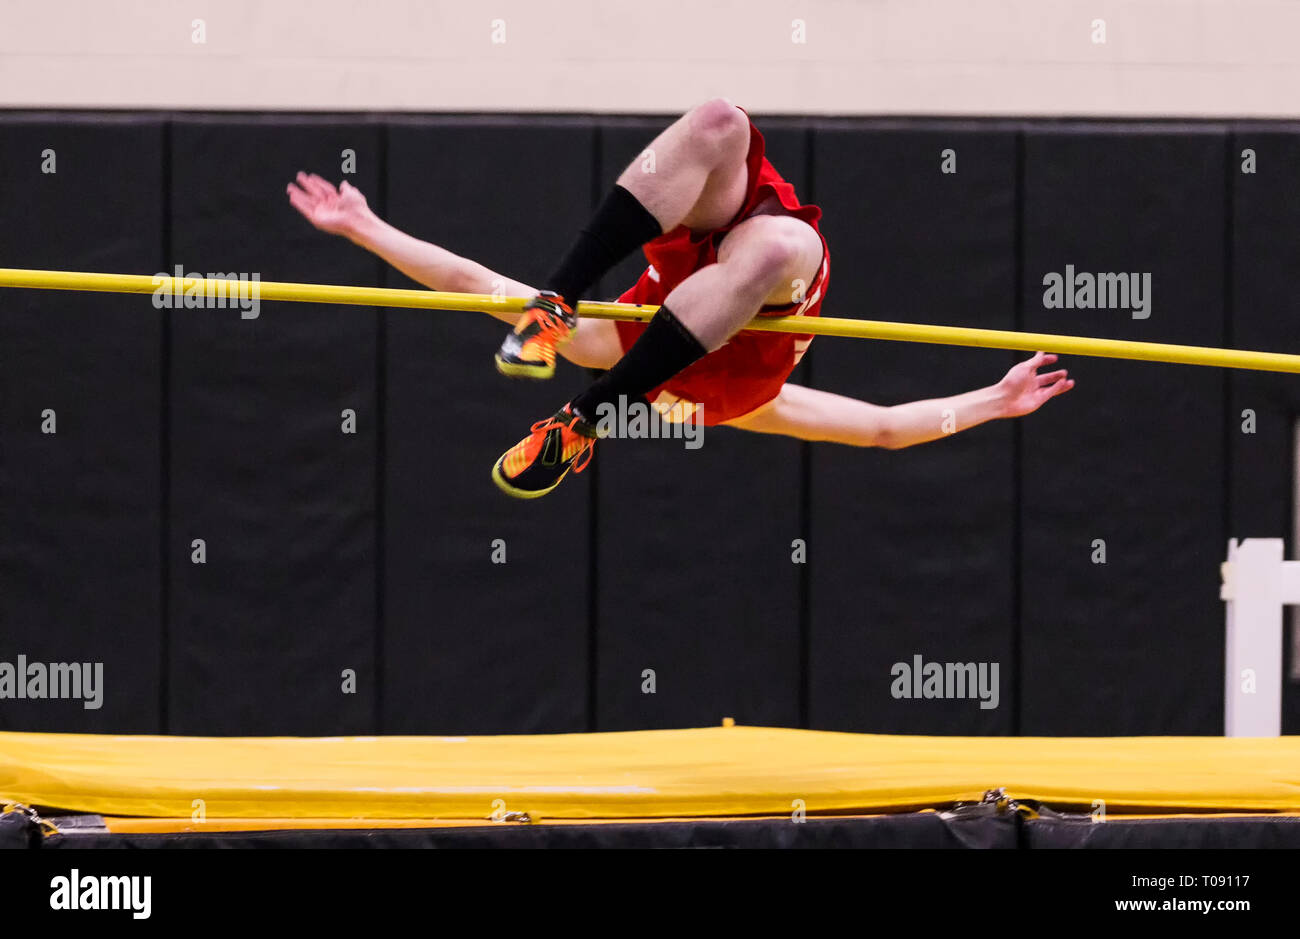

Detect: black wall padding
[590, 119, 811, 731]
[167, 116, 382, 735]
[381, 117, 594, 733]
[807, 123, 1020, 734]
[1019, 126, 1227, 735]
[1229, 127, 1300, 733]
[0, 115, 164, 733]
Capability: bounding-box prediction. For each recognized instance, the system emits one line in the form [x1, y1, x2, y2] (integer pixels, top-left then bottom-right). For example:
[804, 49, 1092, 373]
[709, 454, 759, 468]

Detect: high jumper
[287, 99, 1073, 498]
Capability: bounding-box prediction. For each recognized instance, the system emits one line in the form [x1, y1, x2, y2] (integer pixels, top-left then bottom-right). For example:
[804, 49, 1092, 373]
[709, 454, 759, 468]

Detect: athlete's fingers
[1046, 377, 1075, 398]
[1037, 369, 1069, 385]
[309, 172, 337, 195]
[295, 171, 320, 196]
[286, 185, 316, 219]
[292, 175, 325, 208]
[302, 172, 336, 200]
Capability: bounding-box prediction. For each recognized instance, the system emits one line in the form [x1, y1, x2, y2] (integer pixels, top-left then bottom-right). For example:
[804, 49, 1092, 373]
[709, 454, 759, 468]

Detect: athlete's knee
[746, 221, 813, 284]
[686, 97, 749, 158]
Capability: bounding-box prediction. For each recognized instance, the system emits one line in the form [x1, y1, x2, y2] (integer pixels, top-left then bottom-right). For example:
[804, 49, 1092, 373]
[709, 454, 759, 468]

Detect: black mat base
[7, 808, 1300, 849]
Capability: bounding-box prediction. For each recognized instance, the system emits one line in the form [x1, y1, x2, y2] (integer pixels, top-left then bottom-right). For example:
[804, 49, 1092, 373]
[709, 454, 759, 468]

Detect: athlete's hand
[286, 172, 373, 237]
[996, 352, 1074, 418]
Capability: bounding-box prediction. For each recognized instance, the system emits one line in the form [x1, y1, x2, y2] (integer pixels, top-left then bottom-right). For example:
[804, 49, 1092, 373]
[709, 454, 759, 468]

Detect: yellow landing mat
[2, 726, 1299, 819]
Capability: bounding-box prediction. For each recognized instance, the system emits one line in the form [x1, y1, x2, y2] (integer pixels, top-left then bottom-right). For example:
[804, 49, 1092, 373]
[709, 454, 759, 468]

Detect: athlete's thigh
[562, 318, 623, 370]
[716, 213, 825, 306]
[680, 157, 750, 233]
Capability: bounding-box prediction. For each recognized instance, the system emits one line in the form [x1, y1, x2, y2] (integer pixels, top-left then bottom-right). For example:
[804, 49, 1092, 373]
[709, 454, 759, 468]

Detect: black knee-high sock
[547, 184, 663, 301]
[571, 305, 707, 422]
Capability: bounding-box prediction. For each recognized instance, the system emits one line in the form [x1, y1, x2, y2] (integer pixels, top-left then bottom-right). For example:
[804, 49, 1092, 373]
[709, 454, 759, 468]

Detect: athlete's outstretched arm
[726, 352, 1073, 448]
[286, 172, 622, 368]
[287, 173, 532, 309]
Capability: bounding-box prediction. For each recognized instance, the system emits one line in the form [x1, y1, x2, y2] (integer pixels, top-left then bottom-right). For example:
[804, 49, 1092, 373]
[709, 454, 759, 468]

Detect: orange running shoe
[492, 404, 599, 499]
[494, 291, 576, 380]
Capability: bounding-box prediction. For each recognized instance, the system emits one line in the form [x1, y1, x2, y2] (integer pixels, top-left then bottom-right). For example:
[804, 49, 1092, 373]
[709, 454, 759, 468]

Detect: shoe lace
[529, 413, 596, 473]
[527, 299, 571, 335]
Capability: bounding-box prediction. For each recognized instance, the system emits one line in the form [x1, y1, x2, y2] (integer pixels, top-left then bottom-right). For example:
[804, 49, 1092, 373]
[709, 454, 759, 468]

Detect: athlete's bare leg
[610, 99, 822, 347]
[614, 97, 751, 234]
[590, 99, 826, 352]
[495, 98, 758, 380]
[661, 210, 823, 350]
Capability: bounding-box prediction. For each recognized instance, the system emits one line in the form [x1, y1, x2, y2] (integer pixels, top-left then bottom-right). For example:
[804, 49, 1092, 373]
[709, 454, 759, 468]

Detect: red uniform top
[614, 118, 830, 426]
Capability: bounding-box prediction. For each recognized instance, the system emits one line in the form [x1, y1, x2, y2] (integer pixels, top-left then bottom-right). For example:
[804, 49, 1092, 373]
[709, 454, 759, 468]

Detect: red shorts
[613, 117, 829, 426]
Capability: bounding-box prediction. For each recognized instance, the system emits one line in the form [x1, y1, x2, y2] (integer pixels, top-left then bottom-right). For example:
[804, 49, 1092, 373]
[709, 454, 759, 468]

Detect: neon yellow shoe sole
[494, 354, 557, 380]
[491, 457, 570, 499]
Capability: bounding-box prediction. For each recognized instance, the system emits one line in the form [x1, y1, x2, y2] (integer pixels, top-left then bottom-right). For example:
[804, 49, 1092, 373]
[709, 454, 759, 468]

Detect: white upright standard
[1220, 538, 1295, 736]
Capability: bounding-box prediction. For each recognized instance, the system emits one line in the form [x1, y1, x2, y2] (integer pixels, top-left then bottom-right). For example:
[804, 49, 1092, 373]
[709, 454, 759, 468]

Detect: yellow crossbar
[3, 267, 1299, 374]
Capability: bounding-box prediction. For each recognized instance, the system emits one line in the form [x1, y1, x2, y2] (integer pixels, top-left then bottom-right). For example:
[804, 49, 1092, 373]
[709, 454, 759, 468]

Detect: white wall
[2, 0, 1299, 116]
